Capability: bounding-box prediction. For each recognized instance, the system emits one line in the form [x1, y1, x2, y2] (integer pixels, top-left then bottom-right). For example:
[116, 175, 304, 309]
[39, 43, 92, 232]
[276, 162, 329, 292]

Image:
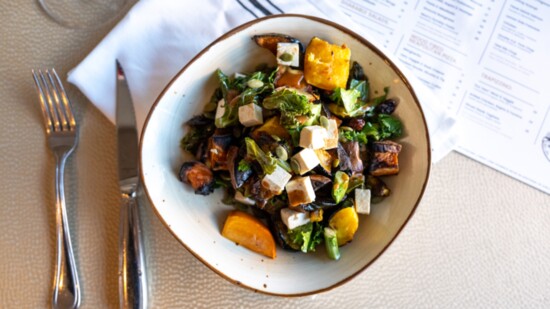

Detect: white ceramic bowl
[140, 14, 431, 296]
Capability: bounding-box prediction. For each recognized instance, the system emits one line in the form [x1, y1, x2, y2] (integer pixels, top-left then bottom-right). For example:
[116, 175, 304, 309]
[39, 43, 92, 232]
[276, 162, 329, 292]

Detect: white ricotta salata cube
[285, 176, 316, 207]
[276, 42, 300, 67]
[261, 165, 292, 195]
[323, 118, 339, 149]
[354, 188, 371, 215]
[280, 208, 310, 230]
[291, 148, 320, 175]
[299, 125, 328, 149]
[238, 103, 263, 127]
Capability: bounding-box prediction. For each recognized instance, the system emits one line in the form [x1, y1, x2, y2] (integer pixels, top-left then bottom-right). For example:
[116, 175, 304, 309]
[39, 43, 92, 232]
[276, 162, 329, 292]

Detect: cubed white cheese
[280, 208, 310, 230]
[322, 118, 339, 149]
[299, 125, 327, 149]
[291, 148, 320, 175]
[238, 103, 263, 127]
[285, 176, 316, 207]
[261, 165, 292, 195]
[354, 188, 371, 215]
[277, 42, 300, 67]
[234, 191, 256, 206]
[215, 98, 226, 120]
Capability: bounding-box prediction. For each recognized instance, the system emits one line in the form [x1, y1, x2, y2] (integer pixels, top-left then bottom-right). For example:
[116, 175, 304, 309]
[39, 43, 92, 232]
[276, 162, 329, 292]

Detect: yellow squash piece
[250, 116, 290, 142]
[304, 37, 351, 90]
[329, 207, 359, 246]
[221, 210, 277, 258]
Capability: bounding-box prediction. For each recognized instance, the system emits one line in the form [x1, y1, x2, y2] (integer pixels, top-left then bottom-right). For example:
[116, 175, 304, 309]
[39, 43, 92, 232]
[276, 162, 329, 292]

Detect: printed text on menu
[337, 0, 550, 193]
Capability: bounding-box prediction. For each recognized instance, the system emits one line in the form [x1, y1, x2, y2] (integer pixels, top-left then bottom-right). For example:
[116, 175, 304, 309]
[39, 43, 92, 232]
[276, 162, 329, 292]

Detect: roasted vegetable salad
[178, 34, 403, 260]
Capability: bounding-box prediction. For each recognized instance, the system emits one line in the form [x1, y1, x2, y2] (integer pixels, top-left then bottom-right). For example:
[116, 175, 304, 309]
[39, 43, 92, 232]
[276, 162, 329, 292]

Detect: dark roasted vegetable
[369, 140, 402, 176]
[262, 196, 287, 215]
[252, 33, 304, 55]
[186, 114, 214, 126]
[179, 161, 215, 195]
[366, 175, 391, 199]
[341, 141, 364, 173]
[253, 131, 279, 154]
[349, 61, 367, 82]
[227, 146, 254, 189]
[208, 132, 233, 171]
[270, 219, 300, 251]
[295, 197, 338, 212]
[347, 118, 365, 131]
[336, 143, 352, 172]
[313, 149, 334, 176]
[309, 174, 331, 191]
[375, 98, 397, 115]
[347, 174, 365, 194]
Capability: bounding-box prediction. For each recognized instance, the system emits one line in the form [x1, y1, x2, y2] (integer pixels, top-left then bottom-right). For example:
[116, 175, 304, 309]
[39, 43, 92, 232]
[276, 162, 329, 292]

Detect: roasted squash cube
[304, 37, 351, 90]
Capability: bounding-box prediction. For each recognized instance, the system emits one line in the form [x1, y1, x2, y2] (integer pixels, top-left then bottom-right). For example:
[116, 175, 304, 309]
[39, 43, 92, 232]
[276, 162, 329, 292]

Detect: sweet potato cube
[304, 37, 351, 90]
[221, 210, 276, 258]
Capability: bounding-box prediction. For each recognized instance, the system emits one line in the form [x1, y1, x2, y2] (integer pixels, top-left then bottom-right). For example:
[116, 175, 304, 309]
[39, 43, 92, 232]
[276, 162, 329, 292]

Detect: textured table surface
[1, 1, 549, 308]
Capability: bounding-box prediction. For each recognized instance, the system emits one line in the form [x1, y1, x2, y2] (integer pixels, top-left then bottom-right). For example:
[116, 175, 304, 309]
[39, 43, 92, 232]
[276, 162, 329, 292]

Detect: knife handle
[118, 183, 148, 309]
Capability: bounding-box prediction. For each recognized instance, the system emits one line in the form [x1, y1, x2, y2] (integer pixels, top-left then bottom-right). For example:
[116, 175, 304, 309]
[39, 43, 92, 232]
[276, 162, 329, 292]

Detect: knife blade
[116, 60, 148, 309]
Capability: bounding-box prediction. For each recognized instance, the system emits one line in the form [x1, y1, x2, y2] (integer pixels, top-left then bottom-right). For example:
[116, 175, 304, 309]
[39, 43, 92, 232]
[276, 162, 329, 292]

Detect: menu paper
[336, 0, 550, 193]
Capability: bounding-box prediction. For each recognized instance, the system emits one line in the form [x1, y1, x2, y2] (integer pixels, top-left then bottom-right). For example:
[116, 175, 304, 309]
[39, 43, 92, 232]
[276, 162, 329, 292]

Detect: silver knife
[116, 60, 148, 309]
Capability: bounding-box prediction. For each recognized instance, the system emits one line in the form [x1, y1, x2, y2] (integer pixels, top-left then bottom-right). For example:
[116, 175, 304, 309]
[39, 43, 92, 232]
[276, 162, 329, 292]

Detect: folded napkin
[68, 0, 458, 162]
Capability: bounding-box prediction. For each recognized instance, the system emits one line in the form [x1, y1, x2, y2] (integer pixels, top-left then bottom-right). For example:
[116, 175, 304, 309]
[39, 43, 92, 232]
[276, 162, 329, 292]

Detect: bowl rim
[139, 13, 432, 297]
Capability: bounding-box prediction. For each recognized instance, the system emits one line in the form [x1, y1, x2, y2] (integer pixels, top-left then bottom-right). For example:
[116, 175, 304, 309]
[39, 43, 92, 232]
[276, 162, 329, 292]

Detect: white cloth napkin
[68, 0, 458, 162]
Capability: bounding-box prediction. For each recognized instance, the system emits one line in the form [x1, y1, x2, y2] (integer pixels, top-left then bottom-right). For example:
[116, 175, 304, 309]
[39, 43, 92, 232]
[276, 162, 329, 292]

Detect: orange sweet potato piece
[221, 210, 276, 259]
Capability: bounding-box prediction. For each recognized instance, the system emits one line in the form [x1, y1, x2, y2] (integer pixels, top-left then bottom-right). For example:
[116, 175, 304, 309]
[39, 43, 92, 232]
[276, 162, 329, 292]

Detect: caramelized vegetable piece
[252, 33, 303, 55]
[179, 161, 215, 195]
[221, 210, 277, 258]
[208, 132, 233, 171]
[308, 174, 331, 191]
[274, 67, 307, 89]
[366, 175, 391, 199]
[250, 116, 291, 142]
[304, 37, 351, 90]
[369, 141, 402, 176]
[329, 207, 359, 246]
[341, 141, 364, 173]
[314, 149, 334, 176]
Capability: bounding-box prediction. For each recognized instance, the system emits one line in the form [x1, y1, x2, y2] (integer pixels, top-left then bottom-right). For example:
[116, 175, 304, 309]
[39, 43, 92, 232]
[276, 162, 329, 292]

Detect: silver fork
[32, 69, 81, 309]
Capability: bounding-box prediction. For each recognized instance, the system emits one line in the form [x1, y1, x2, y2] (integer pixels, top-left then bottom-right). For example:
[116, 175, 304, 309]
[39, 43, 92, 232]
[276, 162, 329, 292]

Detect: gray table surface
[1, 1, 549, 308]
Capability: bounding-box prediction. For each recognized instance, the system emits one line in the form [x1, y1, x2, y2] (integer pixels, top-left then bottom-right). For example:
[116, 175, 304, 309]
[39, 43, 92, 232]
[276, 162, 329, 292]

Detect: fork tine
[51, 68, 76, 131]
[46, 69, 69, 131]
[32, 69, 54, 134]
[37, 70, 62, 132]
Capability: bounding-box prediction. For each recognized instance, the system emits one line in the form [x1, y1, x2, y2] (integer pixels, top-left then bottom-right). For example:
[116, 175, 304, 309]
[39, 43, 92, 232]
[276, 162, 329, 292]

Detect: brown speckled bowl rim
[139, 13, 432, 297]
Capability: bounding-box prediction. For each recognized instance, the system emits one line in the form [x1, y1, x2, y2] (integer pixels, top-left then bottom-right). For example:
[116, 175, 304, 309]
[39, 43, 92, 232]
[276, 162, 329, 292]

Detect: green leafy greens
[287, 222, 324, 253]
[214, 68, 276, 128]
[244, 137, 277, 175]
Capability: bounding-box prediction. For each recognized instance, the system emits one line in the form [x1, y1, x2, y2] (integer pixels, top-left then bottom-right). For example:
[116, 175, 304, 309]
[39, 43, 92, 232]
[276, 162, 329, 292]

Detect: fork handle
[118, 184, 148, 309]
[52, 153, 81, 309]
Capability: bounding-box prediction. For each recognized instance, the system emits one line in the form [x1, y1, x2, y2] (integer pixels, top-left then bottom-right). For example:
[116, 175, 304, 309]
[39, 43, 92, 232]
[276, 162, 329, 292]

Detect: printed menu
[336, 0, 550, 194]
